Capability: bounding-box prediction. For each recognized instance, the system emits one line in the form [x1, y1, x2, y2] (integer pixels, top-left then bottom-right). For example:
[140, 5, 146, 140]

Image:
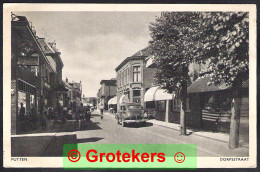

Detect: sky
[15, 12, 160, 97]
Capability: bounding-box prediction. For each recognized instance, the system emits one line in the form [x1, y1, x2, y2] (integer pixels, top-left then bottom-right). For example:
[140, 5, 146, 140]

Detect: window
[173, 98, 181, 110]
[121, 73, 123, 87]
[127, 68, 129, 84]
[158, 101, 166, 111]
[133, 90, 141, 97]
[133, 89, 141, 103]
[133, 65, 141, 82]
[124, 70, 127, 85]
[128, 105, 141, 110]
[146, 101, 155, 109]
[118, 73, 121, 86]
[122, 71, 124, 86]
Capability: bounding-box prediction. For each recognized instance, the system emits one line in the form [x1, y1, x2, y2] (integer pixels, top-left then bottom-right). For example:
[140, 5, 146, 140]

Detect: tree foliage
[149, 12, 201, 93]
[198, 12, 249, 86]
[149, 12, 249, 92]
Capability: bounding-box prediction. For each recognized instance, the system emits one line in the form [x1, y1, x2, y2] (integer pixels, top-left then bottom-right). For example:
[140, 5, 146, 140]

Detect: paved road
[76, 111, 249, 157]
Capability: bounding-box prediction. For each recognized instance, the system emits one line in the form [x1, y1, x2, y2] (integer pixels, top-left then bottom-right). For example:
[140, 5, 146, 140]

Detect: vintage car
[115, 103, 146, 127]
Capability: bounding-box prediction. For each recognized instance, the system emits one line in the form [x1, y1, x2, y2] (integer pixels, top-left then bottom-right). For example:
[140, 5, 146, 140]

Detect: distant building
[115, 47, 155, 110]
[82, 96, 97, 107]
[97, 79, 117, 110]
[37, 38, 66, 109]
[67, 79, 82, 111]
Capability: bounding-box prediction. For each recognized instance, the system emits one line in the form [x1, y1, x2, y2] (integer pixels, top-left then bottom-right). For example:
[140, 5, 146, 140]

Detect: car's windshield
[128, 105, 141, 110]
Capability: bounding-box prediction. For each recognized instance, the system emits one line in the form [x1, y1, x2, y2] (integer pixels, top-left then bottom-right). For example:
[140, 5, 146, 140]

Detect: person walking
[79, 103, 85, 130]
[19, 102, 26, 121]
[100, 105, 104, 120]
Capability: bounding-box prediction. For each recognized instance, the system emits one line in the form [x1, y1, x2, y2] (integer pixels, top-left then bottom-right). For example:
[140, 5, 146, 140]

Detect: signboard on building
[17, 56, 39, 66]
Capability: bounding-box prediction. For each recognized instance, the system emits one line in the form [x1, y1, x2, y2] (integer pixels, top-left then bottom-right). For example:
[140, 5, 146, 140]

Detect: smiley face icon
[174, 152, 185, 163]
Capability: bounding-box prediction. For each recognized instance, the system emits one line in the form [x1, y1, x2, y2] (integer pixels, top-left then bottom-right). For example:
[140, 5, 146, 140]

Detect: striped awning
[119, 95, 129, 105]
[144, 86, 173, 102]
[108, 96, 117, 105]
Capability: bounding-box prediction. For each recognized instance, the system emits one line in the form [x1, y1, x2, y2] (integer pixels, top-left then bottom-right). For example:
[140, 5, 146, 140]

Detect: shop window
[173, 98, 181, 110]
[158, 101, 166, 111]
[146, 101, 155, 109]
[133, 65, 141, 82]
[203, 94, 231, 112]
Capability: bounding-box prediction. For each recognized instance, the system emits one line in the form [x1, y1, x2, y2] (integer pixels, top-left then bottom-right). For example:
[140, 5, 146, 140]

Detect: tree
[149, 12, 201, 135]
[197, 12, 249, 148]
[149, 12, 249, 145]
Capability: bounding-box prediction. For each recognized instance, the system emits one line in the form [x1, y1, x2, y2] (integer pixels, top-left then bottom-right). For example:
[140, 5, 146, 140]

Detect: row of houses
[97, 46, 249, 147]
[11, 14, 82, 134]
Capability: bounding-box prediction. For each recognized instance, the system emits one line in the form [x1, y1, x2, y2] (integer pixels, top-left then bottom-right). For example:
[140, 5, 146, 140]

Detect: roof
[100, 79, 117, 86]
[115, 46, 151, 71]
[46, 55, 57, 73]
[131, 46, 151, 57]
[37, 38, 55, 54]
[187, 75, 249, 93]
[48, 42, 60, 53]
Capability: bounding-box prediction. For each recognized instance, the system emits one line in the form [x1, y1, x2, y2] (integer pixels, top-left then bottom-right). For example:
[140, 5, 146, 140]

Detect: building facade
[98, 79, 117, 110]
[11, 14, 56, 134]
[115, 47, 155, 110]
[67, 80, 82, 111]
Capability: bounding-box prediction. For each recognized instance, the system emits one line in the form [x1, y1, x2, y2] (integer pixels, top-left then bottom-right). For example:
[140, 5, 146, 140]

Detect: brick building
[115, 47, 155, 110]
[11, 14, 56, 134]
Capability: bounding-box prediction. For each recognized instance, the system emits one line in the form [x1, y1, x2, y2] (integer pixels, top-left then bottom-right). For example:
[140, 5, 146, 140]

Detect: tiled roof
[131, 46, 151, 57]
[46, 55, 57, 73]
[187, 76, 229, 93]
[188, 75, 249, 93]
[100, 79, 117, 86]
[37, 38, 55, 54]
[115, 46, 151, 71]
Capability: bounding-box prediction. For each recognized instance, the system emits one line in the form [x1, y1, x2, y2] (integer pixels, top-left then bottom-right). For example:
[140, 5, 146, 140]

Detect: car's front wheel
[122, 121, 125, 127]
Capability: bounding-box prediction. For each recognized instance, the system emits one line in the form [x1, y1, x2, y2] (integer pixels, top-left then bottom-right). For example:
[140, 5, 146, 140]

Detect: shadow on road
[124, 122, 153, 128]
[77, 137, 104, 143]
[83, 121, 102, 130]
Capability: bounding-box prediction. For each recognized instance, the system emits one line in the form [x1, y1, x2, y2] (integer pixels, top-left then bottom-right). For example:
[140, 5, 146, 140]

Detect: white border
[3, 3, 257, 168]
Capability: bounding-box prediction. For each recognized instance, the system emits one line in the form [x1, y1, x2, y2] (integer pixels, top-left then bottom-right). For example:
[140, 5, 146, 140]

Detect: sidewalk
[103, 112, 248, 148]
[12, 120, 78, 157]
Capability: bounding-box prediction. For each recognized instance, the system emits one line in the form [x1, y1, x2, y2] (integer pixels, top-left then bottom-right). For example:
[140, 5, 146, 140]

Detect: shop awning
[144, 86, 159, 101]
[187, 76, 229, 93]
[144, 86, 173, 102]
[108, 96, 117, 105]
[119, 95, 129, 105]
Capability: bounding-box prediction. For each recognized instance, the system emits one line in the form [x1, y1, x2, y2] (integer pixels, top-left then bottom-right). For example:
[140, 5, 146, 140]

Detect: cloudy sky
[15, 12, 160, 97]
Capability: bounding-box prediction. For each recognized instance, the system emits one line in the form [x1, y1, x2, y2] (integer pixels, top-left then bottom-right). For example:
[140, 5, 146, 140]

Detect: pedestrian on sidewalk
[100, 106, 104, 120]
[78, 103, 85, 130]
[19, 102, 26, 121]
[40, 106, 47, 130]
[29, 104, 37, 130]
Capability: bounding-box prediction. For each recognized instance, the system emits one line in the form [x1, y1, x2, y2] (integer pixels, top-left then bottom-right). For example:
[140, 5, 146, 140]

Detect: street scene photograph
[8, 8, 251, 160]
